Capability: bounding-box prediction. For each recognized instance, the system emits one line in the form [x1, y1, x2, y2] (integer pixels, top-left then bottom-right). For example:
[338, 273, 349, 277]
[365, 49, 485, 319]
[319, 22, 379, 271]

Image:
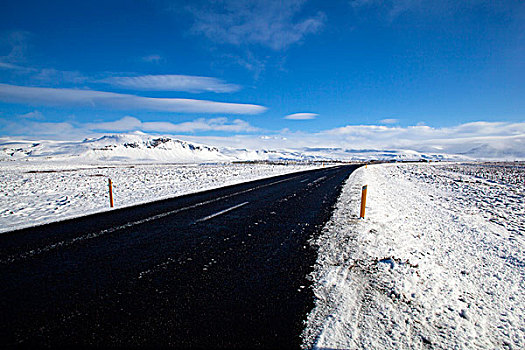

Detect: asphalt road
[1, 164, 358, 348]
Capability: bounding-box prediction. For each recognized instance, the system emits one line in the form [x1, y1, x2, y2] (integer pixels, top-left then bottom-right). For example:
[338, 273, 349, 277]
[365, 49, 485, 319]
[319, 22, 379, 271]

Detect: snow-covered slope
[0, 133, 466, 163]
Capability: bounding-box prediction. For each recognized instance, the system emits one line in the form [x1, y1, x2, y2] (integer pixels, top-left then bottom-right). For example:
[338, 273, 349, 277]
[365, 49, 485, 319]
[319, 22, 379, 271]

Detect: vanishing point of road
[1, 165, 358, 348]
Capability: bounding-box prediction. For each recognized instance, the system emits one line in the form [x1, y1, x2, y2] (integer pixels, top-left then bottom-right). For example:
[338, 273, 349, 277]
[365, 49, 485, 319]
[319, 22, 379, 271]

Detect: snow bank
[0, 162, 322, 233]
[303, 163, 524, 349]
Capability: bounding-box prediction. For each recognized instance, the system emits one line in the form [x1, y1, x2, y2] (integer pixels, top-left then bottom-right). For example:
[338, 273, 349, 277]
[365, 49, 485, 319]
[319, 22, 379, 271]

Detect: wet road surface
[1, 165, 358, 348]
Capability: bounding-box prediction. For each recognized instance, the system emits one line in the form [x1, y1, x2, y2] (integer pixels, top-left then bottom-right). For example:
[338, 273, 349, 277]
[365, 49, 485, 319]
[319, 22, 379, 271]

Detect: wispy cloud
[0, 30, 31, 64]
[33, 68, 89, 85]
[141, 54, 164, 63]
[350, 0, 418, 19]
[88, 116, 260, 133]
[1, 57, 239, 93]
[0, 63, 87, 85]
[219, 51, 267, 79]
[101, 74, 240, 93]
[349, 0, 519, 22]
[18, 110, 44, 120]
[0, 32, 87, 82]
[0, 31, 35, 72]
[189, 0, 326, 50]
[0, 83, 266, 114]
[0, 119, 80, 138]
[379, 118, 399, 124]
[0, 61, 32, 71]
[284, 112, 318, 120]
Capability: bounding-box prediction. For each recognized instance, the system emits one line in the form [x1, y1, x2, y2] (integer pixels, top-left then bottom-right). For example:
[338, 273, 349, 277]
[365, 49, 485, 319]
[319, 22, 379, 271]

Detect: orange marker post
[108, 178, 114, 208]
[359, 185, 367, 219]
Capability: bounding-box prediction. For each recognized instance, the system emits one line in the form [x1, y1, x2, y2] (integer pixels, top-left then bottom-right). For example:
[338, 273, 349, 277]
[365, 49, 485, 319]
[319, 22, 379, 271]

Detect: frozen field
[303, 162, 524, 349]
[0, 161, 322, 233]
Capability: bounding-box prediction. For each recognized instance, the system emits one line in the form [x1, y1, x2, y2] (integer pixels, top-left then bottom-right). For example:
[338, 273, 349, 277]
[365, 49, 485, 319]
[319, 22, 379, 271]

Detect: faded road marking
[195, 202, 250, 223]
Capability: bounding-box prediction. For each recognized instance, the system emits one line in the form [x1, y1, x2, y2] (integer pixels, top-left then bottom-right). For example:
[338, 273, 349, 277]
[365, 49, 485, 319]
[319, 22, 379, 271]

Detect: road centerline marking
[311, 176, 327, 184]
[195, 202, 249, 223]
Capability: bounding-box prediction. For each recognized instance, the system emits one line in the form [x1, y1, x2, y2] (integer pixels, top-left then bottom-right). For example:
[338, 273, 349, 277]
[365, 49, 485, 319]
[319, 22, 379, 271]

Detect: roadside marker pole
[360, 185, 367, 219]
[108, 178, 114, 208]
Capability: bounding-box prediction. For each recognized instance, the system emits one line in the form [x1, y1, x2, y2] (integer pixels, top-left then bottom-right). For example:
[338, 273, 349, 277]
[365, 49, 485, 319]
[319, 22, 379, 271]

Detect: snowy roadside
[303, 163, 524, 349]
[0, 162, 323, 233]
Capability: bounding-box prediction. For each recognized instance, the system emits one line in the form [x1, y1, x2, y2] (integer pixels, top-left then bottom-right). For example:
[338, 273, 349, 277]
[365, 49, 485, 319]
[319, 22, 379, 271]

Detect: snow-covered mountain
[0, 132, 468, 163]
[0, 133, 229, 163]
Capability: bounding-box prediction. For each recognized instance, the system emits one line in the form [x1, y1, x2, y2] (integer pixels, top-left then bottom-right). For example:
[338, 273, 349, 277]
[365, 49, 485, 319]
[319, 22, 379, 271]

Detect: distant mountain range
[0, 132, 489, 163]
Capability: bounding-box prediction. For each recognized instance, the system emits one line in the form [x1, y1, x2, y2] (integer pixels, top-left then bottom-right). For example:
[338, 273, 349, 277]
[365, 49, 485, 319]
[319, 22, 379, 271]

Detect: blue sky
[0, 0, 524, 152]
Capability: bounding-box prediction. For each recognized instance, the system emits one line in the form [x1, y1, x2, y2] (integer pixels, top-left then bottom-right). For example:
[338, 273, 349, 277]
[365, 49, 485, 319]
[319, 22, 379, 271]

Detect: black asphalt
[0, 164, 358, 348]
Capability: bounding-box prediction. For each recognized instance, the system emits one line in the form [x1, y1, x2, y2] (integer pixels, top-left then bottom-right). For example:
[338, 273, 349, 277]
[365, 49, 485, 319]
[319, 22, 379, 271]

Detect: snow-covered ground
[0, 161, 322, 233]
[3, 158, 523, 348]
[303, 162, 524, 349]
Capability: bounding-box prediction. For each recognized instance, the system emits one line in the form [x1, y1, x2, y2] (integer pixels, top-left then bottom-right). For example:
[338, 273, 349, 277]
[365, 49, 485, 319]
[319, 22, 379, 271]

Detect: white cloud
[87, 116, 260, 133]
[0, 115, 261, 139]
[0, 119, 80, 138]
[145, 118, 259, 133]
[319, 121, 525, 153]
[189, 0, 326, 50]
[184, 121, 525, 159]
[86, 116, 143, 132]
[82, 119, 525, 158]
[284, 112, 318, 120]
[101, 75, 240, 93]
[2, 114, 523, 159]
[0, 83, 266, 114]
